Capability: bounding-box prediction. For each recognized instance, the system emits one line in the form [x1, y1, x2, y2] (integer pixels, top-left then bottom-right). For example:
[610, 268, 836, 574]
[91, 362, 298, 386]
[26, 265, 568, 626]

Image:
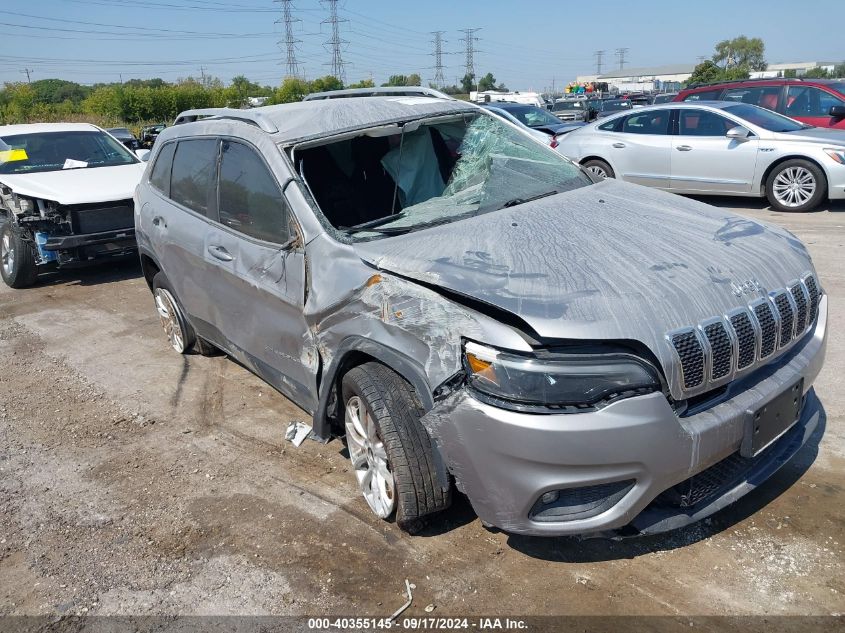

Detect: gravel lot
[1, 198, 843, 623]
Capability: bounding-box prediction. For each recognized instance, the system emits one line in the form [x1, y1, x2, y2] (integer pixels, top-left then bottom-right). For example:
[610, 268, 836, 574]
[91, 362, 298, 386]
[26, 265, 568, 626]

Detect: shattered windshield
[297, 112, 592, 241]
[0, 130, 139, 175]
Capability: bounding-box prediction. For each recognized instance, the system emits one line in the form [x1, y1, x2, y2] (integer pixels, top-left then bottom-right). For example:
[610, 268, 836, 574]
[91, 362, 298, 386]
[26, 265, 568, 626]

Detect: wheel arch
[579, 155, 616, 176]
[312, 336, 435, 441]
[759, 155, 829, 196]
[139, 250, 161, 292]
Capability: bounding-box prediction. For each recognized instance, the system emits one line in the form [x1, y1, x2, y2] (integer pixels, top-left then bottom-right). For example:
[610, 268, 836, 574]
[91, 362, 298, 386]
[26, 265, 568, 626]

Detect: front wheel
[0, 221, 38, 289]
[152, 273, 195, 354]
[342, 363, 451, 532]
[766, 160, 827, 212]
[582, 158, 615, 180]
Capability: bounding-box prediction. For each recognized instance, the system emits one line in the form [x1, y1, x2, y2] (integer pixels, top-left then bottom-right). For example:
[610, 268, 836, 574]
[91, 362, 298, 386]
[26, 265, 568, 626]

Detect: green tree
[30, 79, 90, 104]
[802, 66, 832, 79]
[346, 79, 375, 89]
[477, 72, 498, 92]
[460, 73, 476, 94]
[834, 62, 845, 77]
[384, 75, 409, 87]
[406, 73, 421, 87]
[686, 59, 749, 86]
[272, 77, 311, 104]
[713, 35, 767, 71]
[309, 75, 344, 93]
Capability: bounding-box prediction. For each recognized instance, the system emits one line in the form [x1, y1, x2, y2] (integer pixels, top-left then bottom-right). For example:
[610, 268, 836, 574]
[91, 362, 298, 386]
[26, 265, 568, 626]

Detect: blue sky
[1, 0, 843, 90]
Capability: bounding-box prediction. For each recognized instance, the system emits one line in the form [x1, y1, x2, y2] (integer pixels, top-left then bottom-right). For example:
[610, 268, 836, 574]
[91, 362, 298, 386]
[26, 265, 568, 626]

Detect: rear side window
[218, 140, 290, 244]
[722, 86, 781, 110]
[683, 89, 722, 101]
[170, 139, 217, 216]
[621, 111, 671, 134]
[598, 117, 623, 131]
[149, 141, 176, 196]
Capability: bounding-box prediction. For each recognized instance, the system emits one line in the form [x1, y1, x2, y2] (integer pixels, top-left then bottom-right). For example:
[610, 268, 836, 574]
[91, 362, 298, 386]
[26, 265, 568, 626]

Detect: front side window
[296, 112, 592, 241]
[170, 139, 217, 216]
[722, 86, 781, 110]
[678, 109, 736, 136]
[218, 141, 290, 244]
[0, 130, 138, 175]
[621, 111, 671, 135]
[722, 104, 805, 133]
[786, 86, 845, 117]
[506, 105, 566, 128]
[149, 141, 176, 196]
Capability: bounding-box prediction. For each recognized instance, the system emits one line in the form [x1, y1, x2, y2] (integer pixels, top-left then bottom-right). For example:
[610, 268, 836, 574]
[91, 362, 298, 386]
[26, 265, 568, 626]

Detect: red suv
[675, 79, 845, 129]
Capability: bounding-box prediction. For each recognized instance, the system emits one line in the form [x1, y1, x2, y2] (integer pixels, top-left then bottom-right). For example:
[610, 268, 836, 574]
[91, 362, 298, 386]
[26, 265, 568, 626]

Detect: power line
[458, 28, 480, 83]
[321, 0, 347, 83]
[615, 47, 629, 70]
[276, 0, 301, 78]
[431, 31, 446, 88]
[594, 50, 604, 75]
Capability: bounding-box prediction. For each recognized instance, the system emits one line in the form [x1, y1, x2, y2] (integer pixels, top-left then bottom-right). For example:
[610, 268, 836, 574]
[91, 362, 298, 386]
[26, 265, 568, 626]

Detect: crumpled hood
[354, 179, 814, 354]
[0, 163, 145, 205]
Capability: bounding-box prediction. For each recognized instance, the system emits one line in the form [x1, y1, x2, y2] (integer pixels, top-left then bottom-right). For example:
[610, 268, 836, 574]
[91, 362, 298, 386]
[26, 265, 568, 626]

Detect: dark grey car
[135, 95, 827, 537]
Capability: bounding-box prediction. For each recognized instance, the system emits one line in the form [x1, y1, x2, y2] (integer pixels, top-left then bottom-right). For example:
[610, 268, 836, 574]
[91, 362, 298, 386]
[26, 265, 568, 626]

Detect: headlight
[463, 341, 660, 410]
[824, 148, 845, 164]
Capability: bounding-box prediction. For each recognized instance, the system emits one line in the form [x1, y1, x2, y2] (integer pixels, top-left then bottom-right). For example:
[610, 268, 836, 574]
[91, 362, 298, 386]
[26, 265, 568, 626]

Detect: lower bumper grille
[529, 480, 635, 522]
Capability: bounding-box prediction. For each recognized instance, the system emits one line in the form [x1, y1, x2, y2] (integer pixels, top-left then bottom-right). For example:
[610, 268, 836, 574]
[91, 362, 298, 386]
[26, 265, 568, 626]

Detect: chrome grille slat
[667, 274, 821, 399]
[773, 292, 794, 348]
[729, 311, 756, 370]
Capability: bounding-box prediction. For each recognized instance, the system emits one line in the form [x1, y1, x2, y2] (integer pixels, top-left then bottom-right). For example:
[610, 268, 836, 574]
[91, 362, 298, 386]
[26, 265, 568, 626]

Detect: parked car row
[0, 87, 829, 541]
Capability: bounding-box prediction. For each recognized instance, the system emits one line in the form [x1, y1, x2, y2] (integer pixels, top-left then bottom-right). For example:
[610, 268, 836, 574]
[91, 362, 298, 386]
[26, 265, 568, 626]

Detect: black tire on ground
[765, 159, 827, 213]
[582, 158, 615, 180]
[151, 272, 196, 354]
[0, 221, 38, 289]
[342, 362, 451, 532]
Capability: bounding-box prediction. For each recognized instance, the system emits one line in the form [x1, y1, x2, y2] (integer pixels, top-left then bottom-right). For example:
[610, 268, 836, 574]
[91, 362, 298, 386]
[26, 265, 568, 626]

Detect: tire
[583, 158, 615, 180]
[342, 362, 451, 532]
[151, 272, 195, 354]
[765, 159, 827, 213]
[0, 221, 38, 289]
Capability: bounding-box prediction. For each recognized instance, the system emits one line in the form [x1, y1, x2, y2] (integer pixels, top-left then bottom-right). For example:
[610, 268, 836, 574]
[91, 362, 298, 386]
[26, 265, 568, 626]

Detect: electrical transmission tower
[321, 0, 348, 83]
[615, 47, 629, 70]
[431, 31, 447, 87]
[594, 50, 605, 75]
[458, 28, 481, 83]
[276, 0, 301, 78]
[20, 68, 33, 83]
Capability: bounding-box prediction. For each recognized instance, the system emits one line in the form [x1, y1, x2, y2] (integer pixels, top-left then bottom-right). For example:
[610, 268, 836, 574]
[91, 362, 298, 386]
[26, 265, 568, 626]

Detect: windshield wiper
[341, 211, 408, 233]
[499, 190, 559, 209]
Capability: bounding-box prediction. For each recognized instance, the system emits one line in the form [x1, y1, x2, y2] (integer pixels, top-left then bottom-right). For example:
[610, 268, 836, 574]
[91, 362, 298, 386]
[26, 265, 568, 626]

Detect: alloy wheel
[1, 232, 13, 277]
[154, 288, 186, 352]
[772, 166, 816, 208]
[344, 395, 396, 518]
[587, 165, 608, 179]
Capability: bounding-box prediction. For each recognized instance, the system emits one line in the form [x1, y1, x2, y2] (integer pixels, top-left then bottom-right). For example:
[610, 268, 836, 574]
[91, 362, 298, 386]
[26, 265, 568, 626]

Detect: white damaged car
[0, 123, 147, 288]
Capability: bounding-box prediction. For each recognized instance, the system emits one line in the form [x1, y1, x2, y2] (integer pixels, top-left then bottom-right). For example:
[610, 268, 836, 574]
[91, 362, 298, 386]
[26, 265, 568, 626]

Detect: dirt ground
[1, 198, 844, 624]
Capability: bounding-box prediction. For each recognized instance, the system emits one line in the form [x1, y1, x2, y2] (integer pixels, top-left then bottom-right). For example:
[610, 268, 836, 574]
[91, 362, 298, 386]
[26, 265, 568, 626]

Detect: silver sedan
[557, 101, 845, 212]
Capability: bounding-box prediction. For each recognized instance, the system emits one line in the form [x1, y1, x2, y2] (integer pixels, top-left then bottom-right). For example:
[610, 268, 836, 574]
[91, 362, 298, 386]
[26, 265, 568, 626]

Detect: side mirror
[135, 149, 151, 162]
[726, 125, 752, 141]
[829, 105, 845, 118]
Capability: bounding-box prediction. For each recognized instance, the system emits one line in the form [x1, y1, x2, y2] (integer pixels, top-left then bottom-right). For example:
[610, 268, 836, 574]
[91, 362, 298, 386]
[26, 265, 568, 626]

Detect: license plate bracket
[741, 379, 804, 458]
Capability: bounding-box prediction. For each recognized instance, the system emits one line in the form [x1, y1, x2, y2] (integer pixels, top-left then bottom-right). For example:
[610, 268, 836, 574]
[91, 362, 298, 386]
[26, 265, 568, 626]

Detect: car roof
[0, 122, 100, 136]
[684, 78, 844, 91]
[170, 96, 477, 145]
[482, 102, 536, 110]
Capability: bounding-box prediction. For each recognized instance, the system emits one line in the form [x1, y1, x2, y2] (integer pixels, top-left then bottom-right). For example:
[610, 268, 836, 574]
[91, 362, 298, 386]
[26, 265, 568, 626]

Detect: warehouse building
[577, 63, 697, 93]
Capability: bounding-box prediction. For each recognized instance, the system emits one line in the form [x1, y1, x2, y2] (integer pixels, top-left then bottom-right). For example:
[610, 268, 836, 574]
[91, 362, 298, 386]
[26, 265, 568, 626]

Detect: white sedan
[557, 101, 845, 212]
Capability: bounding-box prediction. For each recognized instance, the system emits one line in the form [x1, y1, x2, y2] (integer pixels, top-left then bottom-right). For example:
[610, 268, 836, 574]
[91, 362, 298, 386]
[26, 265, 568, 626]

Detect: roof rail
[686, 77, 804, 89]
[172, 108, 279, 133]
[303, 86, 454, 101]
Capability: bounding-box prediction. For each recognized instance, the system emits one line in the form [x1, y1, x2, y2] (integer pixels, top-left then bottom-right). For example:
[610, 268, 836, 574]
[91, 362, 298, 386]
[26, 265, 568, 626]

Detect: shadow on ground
[31, 258, 142, 288]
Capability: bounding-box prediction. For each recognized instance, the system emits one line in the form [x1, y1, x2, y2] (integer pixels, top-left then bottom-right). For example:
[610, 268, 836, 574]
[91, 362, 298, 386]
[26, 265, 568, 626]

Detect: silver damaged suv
[135, 93, 827, 536]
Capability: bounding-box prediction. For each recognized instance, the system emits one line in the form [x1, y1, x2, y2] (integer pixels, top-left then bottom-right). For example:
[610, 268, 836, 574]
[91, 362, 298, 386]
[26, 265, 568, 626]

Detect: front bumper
[422, 295, 828, 536]
[40, 228, 137, 266]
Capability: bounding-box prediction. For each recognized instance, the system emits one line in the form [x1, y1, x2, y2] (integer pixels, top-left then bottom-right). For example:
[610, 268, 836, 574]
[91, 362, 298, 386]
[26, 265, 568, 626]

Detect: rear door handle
[612, 142, 626, 148]
[676, 145, 693, 152]
[207, 245, 234, 262]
